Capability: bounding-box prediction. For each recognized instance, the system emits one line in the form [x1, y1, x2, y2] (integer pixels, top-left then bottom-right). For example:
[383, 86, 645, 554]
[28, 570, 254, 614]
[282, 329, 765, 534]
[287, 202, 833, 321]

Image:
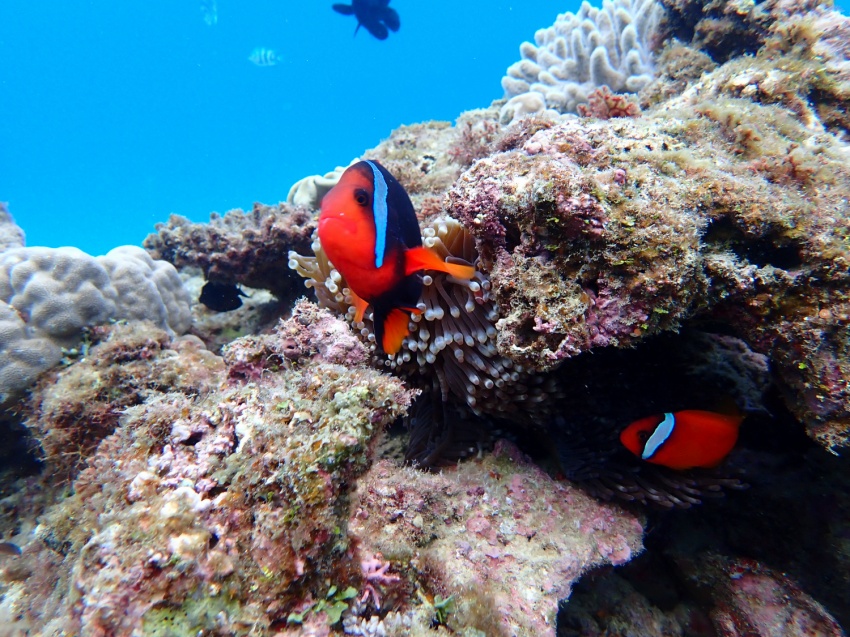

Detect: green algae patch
[142, 595, 252, 637]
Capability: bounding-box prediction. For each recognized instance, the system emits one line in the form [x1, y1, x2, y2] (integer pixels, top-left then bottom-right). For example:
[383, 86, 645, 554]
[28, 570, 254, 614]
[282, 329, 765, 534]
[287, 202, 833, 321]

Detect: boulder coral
[0, 245, 191, 404]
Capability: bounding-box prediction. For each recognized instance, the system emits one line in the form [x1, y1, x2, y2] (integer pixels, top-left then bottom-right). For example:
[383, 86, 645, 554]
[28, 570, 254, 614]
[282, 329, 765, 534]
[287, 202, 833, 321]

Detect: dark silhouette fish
[332, 0, 400, 40]
[199, 281, 248, 312]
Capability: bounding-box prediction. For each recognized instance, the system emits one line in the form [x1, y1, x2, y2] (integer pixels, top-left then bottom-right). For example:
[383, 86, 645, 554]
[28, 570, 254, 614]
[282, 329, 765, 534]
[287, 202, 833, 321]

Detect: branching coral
[500, 0, 663, 122]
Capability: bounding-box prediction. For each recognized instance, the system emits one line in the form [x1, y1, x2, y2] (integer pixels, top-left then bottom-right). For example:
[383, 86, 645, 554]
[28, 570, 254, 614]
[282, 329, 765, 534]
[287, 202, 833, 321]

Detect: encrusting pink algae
[2, 0, 850, 634]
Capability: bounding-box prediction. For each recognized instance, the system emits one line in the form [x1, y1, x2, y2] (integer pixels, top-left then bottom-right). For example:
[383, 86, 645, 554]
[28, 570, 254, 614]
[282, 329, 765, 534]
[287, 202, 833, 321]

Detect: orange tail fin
[350, 289, 369, 323]
[405, 246, 475, 280]
[381, 308, 412, 355]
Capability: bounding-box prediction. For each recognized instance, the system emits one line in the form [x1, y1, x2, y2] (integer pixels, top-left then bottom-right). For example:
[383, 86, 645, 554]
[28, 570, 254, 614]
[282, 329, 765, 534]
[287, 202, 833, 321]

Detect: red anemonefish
[318, 160, 475, 355]
[619, 410, 744, 470]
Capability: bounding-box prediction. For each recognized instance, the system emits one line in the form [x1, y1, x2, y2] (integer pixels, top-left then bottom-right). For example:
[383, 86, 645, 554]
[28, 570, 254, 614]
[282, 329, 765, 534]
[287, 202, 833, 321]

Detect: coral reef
[0, 305, 645, 637]
[446, 69, 850, 449]
[23, 322, 223, 480]
[0, 245, 191, 403]
[144, 202, 315, 300]
[289, 218, 558, 427]
[3, 0, 850, 633]
[1, 305, 414, 635]
[0, 203, 24, 253]
[347, 442, 644, 636]
[500, 0, 662, 122]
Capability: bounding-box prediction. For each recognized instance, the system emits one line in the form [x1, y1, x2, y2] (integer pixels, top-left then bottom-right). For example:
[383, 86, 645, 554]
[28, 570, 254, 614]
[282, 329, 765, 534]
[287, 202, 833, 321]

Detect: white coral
[0, 245, 191, 401]
[500, 0, 662, 122]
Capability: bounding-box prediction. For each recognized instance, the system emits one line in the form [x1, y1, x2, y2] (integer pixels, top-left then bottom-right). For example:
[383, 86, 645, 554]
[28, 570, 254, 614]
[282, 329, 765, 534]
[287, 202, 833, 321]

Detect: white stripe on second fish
[642, 412, 676, 460]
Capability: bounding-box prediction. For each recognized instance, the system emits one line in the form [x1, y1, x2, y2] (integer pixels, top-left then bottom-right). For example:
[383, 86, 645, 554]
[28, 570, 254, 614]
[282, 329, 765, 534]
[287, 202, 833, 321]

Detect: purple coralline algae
[0, 305, 645, 636]
[3, 0, 850, 633]
[348, 442, 643, 636]
[144, 203, 315, 300]
[1, 305, 417, 635]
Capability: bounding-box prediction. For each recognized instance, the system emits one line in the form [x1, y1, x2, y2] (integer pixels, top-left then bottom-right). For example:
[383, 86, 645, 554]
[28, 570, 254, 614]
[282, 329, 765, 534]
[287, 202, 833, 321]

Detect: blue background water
[0, 0, 566, 255]
[2, 1, 847, 256]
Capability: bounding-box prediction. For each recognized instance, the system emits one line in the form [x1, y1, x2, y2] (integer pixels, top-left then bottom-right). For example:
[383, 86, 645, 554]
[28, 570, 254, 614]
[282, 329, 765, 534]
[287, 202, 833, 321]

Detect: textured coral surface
[0, 245, 191, 404]
[348, 444, 643, 636]
[3, 0, 850, 634]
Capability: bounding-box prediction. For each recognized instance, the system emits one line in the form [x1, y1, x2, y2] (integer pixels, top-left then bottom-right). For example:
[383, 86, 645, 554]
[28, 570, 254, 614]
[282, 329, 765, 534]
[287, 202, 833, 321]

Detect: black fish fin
[381, 8, 400, 31]
[364, 20, 389, 40]
[332, 3, 355, 15]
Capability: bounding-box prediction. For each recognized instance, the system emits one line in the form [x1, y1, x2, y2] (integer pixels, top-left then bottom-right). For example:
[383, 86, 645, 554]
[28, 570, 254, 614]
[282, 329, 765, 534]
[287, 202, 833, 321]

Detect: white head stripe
[366, 161, 388, 269]
[642, 412, 675, 460]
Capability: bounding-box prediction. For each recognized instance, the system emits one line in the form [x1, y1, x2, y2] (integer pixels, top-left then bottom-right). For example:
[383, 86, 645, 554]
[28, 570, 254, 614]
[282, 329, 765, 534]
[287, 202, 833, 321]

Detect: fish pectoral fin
[381, 308, 411, 355]
[332, 4, 355, 15]
[405, 246, 475, 279]
[351, 290, 370, 323]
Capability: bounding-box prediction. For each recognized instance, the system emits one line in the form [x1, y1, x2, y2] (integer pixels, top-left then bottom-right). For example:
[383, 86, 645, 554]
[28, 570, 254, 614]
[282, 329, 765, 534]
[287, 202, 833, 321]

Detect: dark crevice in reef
[703, 216, 803, 270]
[0, 413, 43, 481]
[556, 436, 850, 633]
[657, 0, 771, 63]
[553, 372, 850, 634]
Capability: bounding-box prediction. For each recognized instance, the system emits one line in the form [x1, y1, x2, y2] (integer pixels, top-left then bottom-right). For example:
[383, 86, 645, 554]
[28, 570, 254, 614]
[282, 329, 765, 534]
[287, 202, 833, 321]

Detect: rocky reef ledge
[2, 0, 850, 634]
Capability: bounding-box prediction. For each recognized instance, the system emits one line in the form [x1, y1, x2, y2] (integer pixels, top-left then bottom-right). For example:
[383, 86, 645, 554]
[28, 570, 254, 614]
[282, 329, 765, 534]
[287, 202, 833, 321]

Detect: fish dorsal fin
[364, 160, 388, 268]
[642, 413, 675, 460]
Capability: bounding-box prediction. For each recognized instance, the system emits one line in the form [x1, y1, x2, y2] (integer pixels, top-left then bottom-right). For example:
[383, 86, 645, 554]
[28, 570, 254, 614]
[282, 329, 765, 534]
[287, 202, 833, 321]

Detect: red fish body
[318, 160, 474, 355]
[619, 410, 743, 470]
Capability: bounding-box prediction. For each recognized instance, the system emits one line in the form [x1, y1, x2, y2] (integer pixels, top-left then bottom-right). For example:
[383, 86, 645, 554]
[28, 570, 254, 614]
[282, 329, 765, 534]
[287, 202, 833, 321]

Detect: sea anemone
[289, 218, 559, 463]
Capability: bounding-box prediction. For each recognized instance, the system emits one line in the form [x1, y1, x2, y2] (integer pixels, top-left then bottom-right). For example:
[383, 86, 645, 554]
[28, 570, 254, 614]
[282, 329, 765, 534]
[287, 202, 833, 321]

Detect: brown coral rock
[348, 441, 644, 637]
[445, 64, 850, 449]
[144, 202, 315, 299]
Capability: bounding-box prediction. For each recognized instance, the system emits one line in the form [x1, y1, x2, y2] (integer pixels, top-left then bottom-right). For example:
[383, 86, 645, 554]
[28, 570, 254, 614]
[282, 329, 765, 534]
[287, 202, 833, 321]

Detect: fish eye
[354, 189, 370, 207]
[637, 430, 650, 443]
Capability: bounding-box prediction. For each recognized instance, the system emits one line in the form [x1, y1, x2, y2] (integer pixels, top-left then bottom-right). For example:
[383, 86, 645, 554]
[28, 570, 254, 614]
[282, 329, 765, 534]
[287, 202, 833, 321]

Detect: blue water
[0, 1, 566, 256]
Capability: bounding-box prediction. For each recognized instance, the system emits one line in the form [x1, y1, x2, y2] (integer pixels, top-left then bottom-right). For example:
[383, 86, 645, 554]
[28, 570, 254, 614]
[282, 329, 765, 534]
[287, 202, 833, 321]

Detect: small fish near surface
[199, 281, 248, 312]
[332, 0, 400, 40]
[620, 410, 744, 470]
[248, 47, 280, 67]
[318, 160, 475, 355]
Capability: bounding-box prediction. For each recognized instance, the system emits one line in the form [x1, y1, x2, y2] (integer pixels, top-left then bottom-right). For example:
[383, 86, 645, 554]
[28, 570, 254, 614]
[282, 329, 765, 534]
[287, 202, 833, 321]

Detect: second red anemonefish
[619, 410, 744, 470]
[318, 160, 475, 355]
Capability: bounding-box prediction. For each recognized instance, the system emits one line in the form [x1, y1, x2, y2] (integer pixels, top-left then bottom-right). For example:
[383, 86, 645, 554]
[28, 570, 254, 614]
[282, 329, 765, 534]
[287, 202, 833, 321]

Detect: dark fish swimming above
[318, 160, 475, 355]
[332, 0, 400, 40]
[199, 281, 248, 312]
